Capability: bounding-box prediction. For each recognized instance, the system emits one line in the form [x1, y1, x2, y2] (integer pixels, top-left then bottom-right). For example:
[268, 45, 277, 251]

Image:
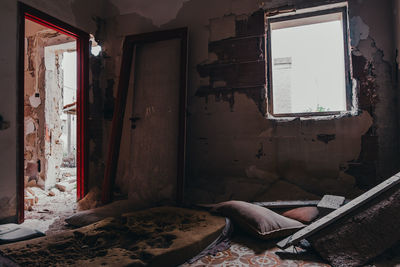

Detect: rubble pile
[22, 167, 77, 234]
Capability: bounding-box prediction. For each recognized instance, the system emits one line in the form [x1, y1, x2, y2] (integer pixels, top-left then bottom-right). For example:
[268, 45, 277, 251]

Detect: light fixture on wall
[91, 45, 102, 56]
[90, 34, 102, 56]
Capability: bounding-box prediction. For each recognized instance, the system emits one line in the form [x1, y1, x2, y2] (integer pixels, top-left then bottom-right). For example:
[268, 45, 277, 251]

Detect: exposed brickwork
[196, 10, 267, 114]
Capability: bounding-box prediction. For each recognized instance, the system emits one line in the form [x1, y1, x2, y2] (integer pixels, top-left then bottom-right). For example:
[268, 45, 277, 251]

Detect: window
[266, 6, 351, 117]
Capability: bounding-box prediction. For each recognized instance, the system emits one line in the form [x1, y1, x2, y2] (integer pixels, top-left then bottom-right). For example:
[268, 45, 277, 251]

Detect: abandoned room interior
[0, 0, 399, 266]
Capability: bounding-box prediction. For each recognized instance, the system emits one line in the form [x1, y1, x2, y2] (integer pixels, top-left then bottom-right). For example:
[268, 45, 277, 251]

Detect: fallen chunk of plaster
[55, 182, 74, 192]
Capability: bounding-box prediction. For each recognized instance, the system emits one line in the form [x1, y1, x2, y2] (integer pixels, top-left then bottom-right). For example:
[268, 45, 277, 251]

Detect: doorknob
[129, 117, 141, 129]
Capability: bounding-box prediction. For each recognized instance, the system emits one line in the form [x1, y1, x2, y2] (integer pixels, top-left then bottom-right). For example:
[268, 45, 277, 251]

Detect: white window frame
[265, 3, 353, 118]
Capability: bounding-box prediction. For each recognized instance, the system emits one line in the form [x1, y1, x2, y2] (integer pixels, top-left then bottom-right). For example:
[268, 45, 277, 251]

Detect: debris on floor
[0, 207, 225, 267]
[309, 178, 400, 267]
[3, 174, 399, 267]
[316, 194, 346, 216]
[22, 167, 77, 235]
[76, 186, 102, 211]
[277, 173, 400, 267]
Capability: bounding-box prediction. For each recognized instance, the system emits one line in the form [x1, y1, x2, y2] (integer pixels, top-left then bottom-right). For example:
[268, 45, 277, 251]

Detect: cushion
[281, 207, 319, 224]
[211, 200, 304, 239]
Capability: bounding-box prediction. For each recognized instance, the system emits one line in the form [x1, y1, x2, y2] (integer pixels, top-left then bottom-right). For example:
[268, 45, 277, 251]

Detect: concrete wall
[0, 0, 105, 222]
[104, 0, 399, 203]
[0, 0, 398, 221]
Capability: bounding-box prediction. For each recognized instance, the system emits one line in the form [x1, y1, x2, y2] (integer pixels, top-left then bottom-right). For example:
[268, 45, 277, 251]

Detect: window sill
[265, 110, 359, 121]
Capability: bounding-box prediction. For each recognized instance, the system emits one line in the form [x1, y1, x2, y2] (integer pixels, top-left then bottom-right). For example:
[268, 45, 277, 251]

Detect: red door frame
[17, 2, 89, 223]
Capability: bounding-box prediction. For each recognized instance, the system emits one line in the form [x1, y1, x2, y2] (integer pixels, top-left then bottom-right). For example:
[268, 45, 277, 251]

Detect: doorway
[18, 3, 89, 227]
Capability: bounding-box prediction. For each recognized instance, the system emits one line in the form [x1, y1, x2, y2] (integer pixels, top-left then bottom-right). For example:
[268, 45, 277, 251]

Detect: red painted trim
[76, 36, 90, 200]
[24, 14, 78, 39]
[17, 2, 89, 223]
[17, 3, 26, 224]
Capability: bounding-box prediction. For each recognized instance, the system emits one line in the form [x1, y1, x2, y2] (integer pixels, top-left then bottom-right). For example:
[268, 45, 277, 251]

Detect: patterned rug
[184, 234, 330, 267]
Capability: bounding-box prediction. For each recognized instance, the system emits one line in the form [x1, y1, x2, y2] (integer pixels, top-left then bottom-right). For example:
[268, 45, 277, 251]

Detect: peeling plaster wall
[348, 0, 399, 185]
[0, 0, 398, 221]
[0, 0, 105, 223]
[24, 22, 76, 191]
[44, 42, 77, 189]
[24, 25, 56, 190]
[105, 0, 399, 204]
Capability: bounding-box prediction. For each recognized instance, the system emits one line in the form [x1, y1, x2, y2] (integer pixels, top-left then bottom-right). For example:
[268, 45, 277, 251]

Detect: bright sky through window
[270, 13, 347, 115]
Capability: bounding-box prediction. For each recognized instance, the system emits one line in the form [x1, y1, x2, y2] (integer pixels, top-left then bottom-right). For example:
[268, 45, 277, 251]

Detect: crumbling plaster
[104, 0, 399, 203]
[24, 22, 77, 191]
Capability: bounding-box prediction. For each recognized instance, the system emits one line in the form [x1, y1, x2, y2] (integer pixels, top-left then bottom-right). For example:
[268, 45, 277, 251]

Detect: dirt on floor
[22, 167, 77, 235]
[0, 207, 226, 267]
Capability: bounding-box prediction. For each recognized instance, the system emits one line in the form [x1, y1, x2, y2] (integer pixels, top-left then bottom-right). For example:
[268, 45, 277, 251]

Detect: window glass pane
[270, 13, 347, 114]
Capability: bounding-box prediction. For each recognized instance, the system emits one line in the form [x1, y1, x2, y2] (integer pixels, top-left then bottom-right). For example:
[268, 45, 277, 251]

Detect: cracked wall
[104, 0, 399, 204]
[0, 0, 399, 222]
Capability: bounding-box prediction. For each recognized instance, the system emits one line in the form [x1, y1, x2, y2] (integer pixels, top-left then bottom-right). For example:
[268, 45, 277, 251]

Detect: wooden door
[128, 39, 181, 204]
[103, 28, 187, 204]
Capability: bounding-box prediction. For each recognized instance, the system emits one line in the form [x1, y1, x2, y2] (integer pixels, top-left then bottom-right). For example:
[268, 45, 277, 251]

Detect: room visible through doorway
[21, 15, 81, 233]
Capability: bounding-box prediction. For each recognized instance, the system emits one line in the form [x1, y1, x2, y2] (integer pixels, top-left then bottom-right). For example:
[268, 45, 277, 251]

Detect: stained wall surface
[105, 0, 399, 204]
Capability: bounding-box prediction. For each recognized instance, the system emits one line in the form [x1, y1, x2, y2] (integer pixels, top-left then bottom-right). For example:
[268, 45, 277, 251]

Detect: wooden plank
[253, 200, 320, 209]
[277, 173, 400, 249]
